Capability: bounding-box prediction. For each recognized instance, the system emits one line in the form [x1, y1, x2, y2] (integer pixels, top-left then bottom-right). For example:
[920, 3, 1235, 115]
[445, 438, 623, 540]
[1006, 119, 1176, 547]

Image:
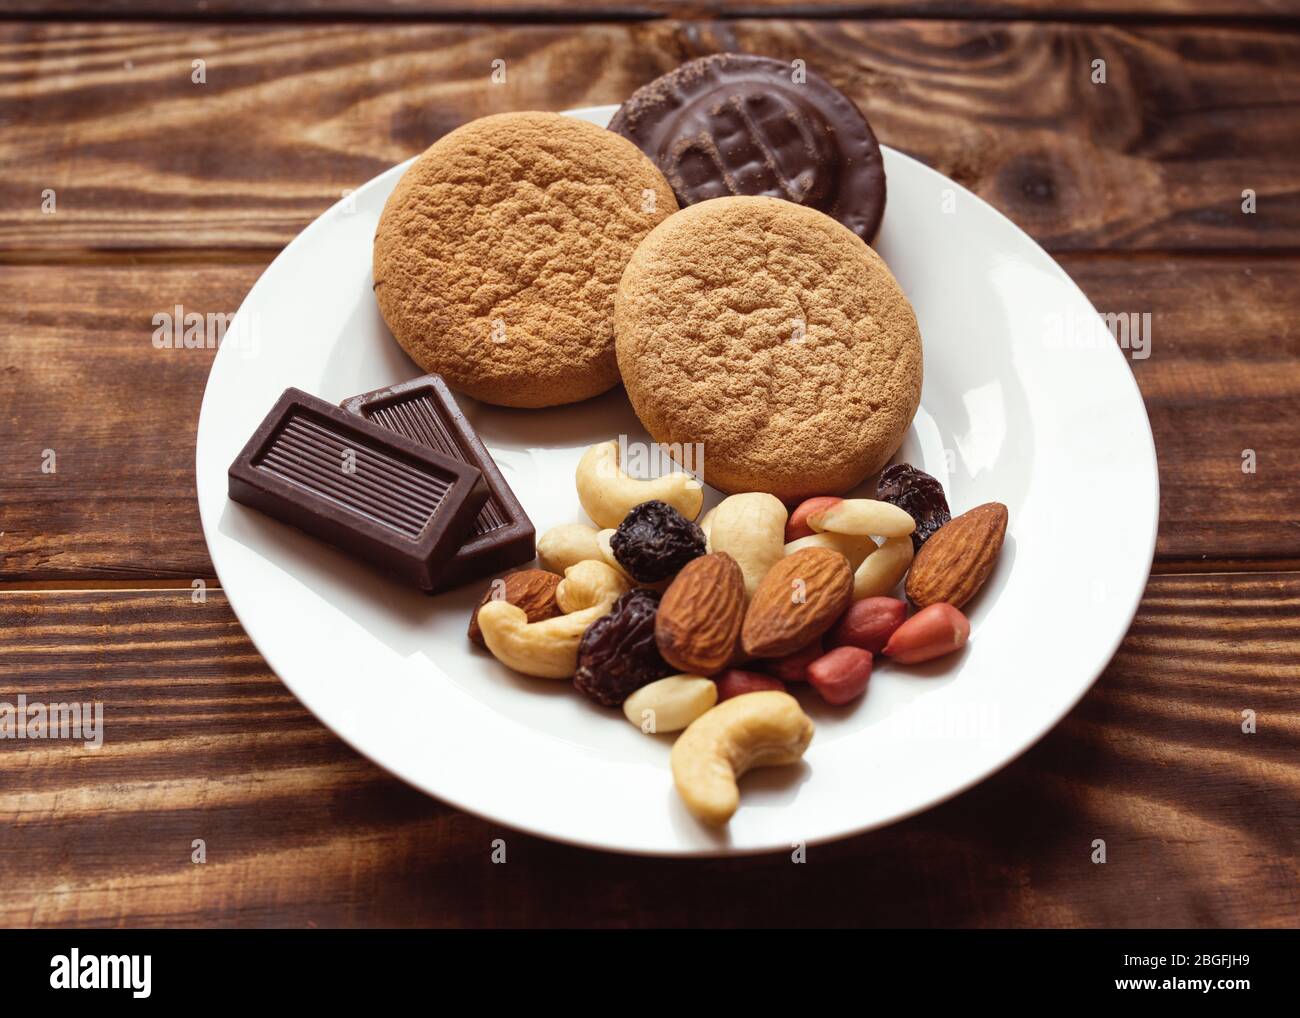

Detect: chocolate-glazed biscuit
[609, 53, 886, 242]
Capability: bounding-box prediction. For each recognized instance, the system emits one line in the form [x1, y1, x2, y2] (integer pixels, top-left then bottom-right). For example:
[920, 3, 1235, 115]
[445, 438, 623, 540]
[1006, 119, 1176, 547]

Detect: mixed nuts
[468, 440, 1009, 827]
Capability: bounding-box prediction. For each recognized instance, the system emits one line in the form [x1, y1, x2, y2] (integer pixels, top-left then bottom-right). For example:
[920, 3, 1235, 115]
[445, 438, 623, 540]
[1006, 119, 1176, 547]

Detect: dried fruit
[468, 569, 561, 648]
[785, 496, 843, 543]
[609, 499, 707, 584]
[883, 603, 970, 664]
[655, 553, 746, 675]
[574, 588, 670, 706]
[741, 547, 853, 658]
[826, 597, 906, 653]
[759, 639, 823, 683]
[714, 669, 786, 701]
[877, 463, 951, 551]
[807, 646, 873, 705]
[905, 502, 1008, 609]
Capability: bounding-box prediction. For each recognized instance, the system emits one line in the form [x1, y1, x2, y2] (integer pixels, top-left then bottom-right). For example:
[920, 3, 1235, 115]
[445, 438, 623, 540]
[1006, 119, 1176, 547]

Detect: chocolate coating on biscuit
[609, 53, 886, 242]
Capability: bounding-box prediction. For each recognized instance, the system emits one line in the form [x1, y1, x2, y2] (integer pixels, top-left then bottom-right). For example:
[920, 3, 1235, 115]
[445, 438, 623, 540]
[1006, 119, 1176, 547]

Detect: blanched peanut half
[623, 675, 717, 734]
[595, 529, 632, 579]
[852, 535, 914, 600]
[699, 506, 717, 547]
[536, 523, 602, 575]
[477, 601, 613, 679]
[707, 493, 787, 600]
[556, 559, 629, 614]
[809, 498, 916, 539]
[575, 440, 703, 530]
[670, 690, 814, 827]
[784, 531, 880, 571]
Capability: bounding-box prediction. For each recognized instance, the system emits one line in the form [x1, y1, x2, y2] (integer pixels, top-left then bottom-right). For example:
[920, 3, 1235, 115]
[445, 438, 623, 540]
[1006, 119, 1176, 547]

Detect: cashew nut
[809, 498, 916, 539]
[670, 691, 814, 826]
[537, 523, 602, 575]
[784, 531, 879, 570]
[556, 559, 629, 614]
[623, 675, 717, 734]
[852, 535, 914, 599]
[707, 493, 787, 599]
[575, 440, 703, 529]
[476, 600, 611, 679]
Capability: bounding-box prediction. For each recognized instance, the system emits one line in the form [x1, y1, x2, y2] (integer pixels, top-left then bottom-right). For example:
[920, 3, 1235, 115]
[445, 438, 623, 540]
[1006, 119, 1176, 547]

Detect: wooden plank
[1065, 253, 1300, 562]
[0, 261, 243, 581]
[0, 575, 1295, 927]
[0, 20, 1297, 252]
[1, 255, 1298, 580]
[3, 1, 1296, 20]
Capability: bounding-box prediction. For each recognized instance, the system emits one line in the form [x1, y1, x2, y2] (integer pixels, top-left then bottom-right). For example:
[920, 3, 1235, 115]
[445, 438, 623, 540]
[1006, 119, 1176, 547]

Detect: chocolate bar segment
[229, 388, 489, 590]
[342, 374, 535, 592]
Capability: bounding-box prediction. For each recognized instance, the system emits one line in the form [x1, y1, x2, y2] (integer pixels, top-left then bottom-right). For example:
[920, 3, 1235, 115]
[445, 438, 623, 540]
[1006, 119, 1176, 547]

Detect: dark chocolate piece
[341, 374, 535, 592]
[228, 388, 489, 590]
[609, 53, 886, 242]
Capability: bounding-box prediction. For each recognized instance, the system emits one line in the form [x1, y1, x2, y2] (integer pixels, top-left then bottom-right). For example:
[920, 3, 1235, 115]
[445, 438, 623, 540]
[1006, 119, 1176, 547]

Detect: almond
[905, 502, 1008, 609]
[741, 547, 853, 658]
[655, 553, 746, 674]
[467, 569, 561, 647]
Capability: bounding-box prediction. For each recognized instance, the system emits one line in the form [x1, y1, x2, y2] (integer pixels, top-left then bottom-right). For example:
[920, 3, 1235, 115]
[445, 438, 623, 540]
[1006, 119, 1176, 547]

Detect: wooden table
[1, 1, 1297, 928]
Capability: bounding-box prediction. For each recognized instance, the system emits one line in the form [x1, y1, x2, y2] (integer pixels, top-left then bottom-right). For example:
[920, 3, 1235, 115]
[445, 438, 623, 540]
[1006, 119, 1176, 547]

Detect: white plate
[196, 105, 1158, 856]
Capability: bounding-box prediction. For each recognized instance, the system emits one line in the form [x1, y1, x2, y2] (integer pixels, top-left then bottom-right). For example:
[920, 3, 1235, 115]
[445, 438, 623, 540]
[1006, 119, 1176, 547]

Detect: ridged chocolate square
[228, 388, 489, 590]
[341, 374, 535, 592]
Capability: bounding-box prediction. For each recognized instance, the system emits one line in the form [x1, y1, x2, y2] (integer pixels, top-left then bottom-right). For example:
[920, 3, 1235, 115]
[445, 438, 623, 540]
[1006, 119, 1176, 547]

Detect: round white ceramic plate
[196, 105, 1158, 856]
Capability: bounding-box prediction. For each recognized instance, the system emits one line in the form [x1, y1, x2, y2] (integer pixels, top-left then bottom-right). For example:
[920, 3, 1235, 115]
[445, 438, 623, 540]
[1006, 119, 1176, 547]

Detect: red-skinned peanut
[785, 496, 844, 543]
[760, 639, 823, 683]
[826, 597, 907, 653]
[882, 603, 971, 664]
[714, 669, 786, 702]
[806, 646, 874, 705]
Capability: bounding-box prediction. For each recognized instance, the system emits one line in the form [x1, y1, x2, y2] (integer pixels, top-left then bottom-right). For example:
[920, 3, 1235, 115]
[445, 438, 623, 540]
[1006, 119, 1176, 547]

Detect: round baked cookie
[373, 112, 677, 408]
[615, 195, 921, 500]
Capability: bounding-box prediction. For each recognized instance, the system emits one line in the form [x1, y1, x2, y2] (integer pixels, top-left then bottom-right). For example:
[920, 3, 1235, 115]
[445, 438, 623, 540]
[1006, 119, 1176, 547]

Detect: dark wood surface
[3, 20, 1300, 253]
[6, 1, 1299, 19]
[1, 576, 1295, 927]
[0, 3, 1297, 928]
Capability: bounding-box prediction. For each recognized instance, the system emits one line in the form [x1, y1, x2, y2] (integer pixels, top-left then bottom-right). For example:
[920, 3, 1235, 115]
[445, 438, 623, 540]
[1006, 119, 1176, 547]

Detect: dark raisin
[609, 499, 706, 583]
[574, 589, 670, 707]
[877, 463, 951, 551]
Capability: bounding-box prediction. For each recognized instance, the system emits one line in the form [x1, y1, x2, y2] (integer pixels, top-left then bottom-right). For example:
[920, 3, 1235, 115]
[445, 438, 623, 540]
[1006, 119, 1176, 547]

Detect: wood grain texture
[0, 262, 240, 581]
[1068, 253, 1300, 562]
[0, 20, 1297, 252]
[5, 1, 1298, 19]
[2, 255, 1296, 581]
[1, 5, 1296, 933]
[0, 576, 1295, 928]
